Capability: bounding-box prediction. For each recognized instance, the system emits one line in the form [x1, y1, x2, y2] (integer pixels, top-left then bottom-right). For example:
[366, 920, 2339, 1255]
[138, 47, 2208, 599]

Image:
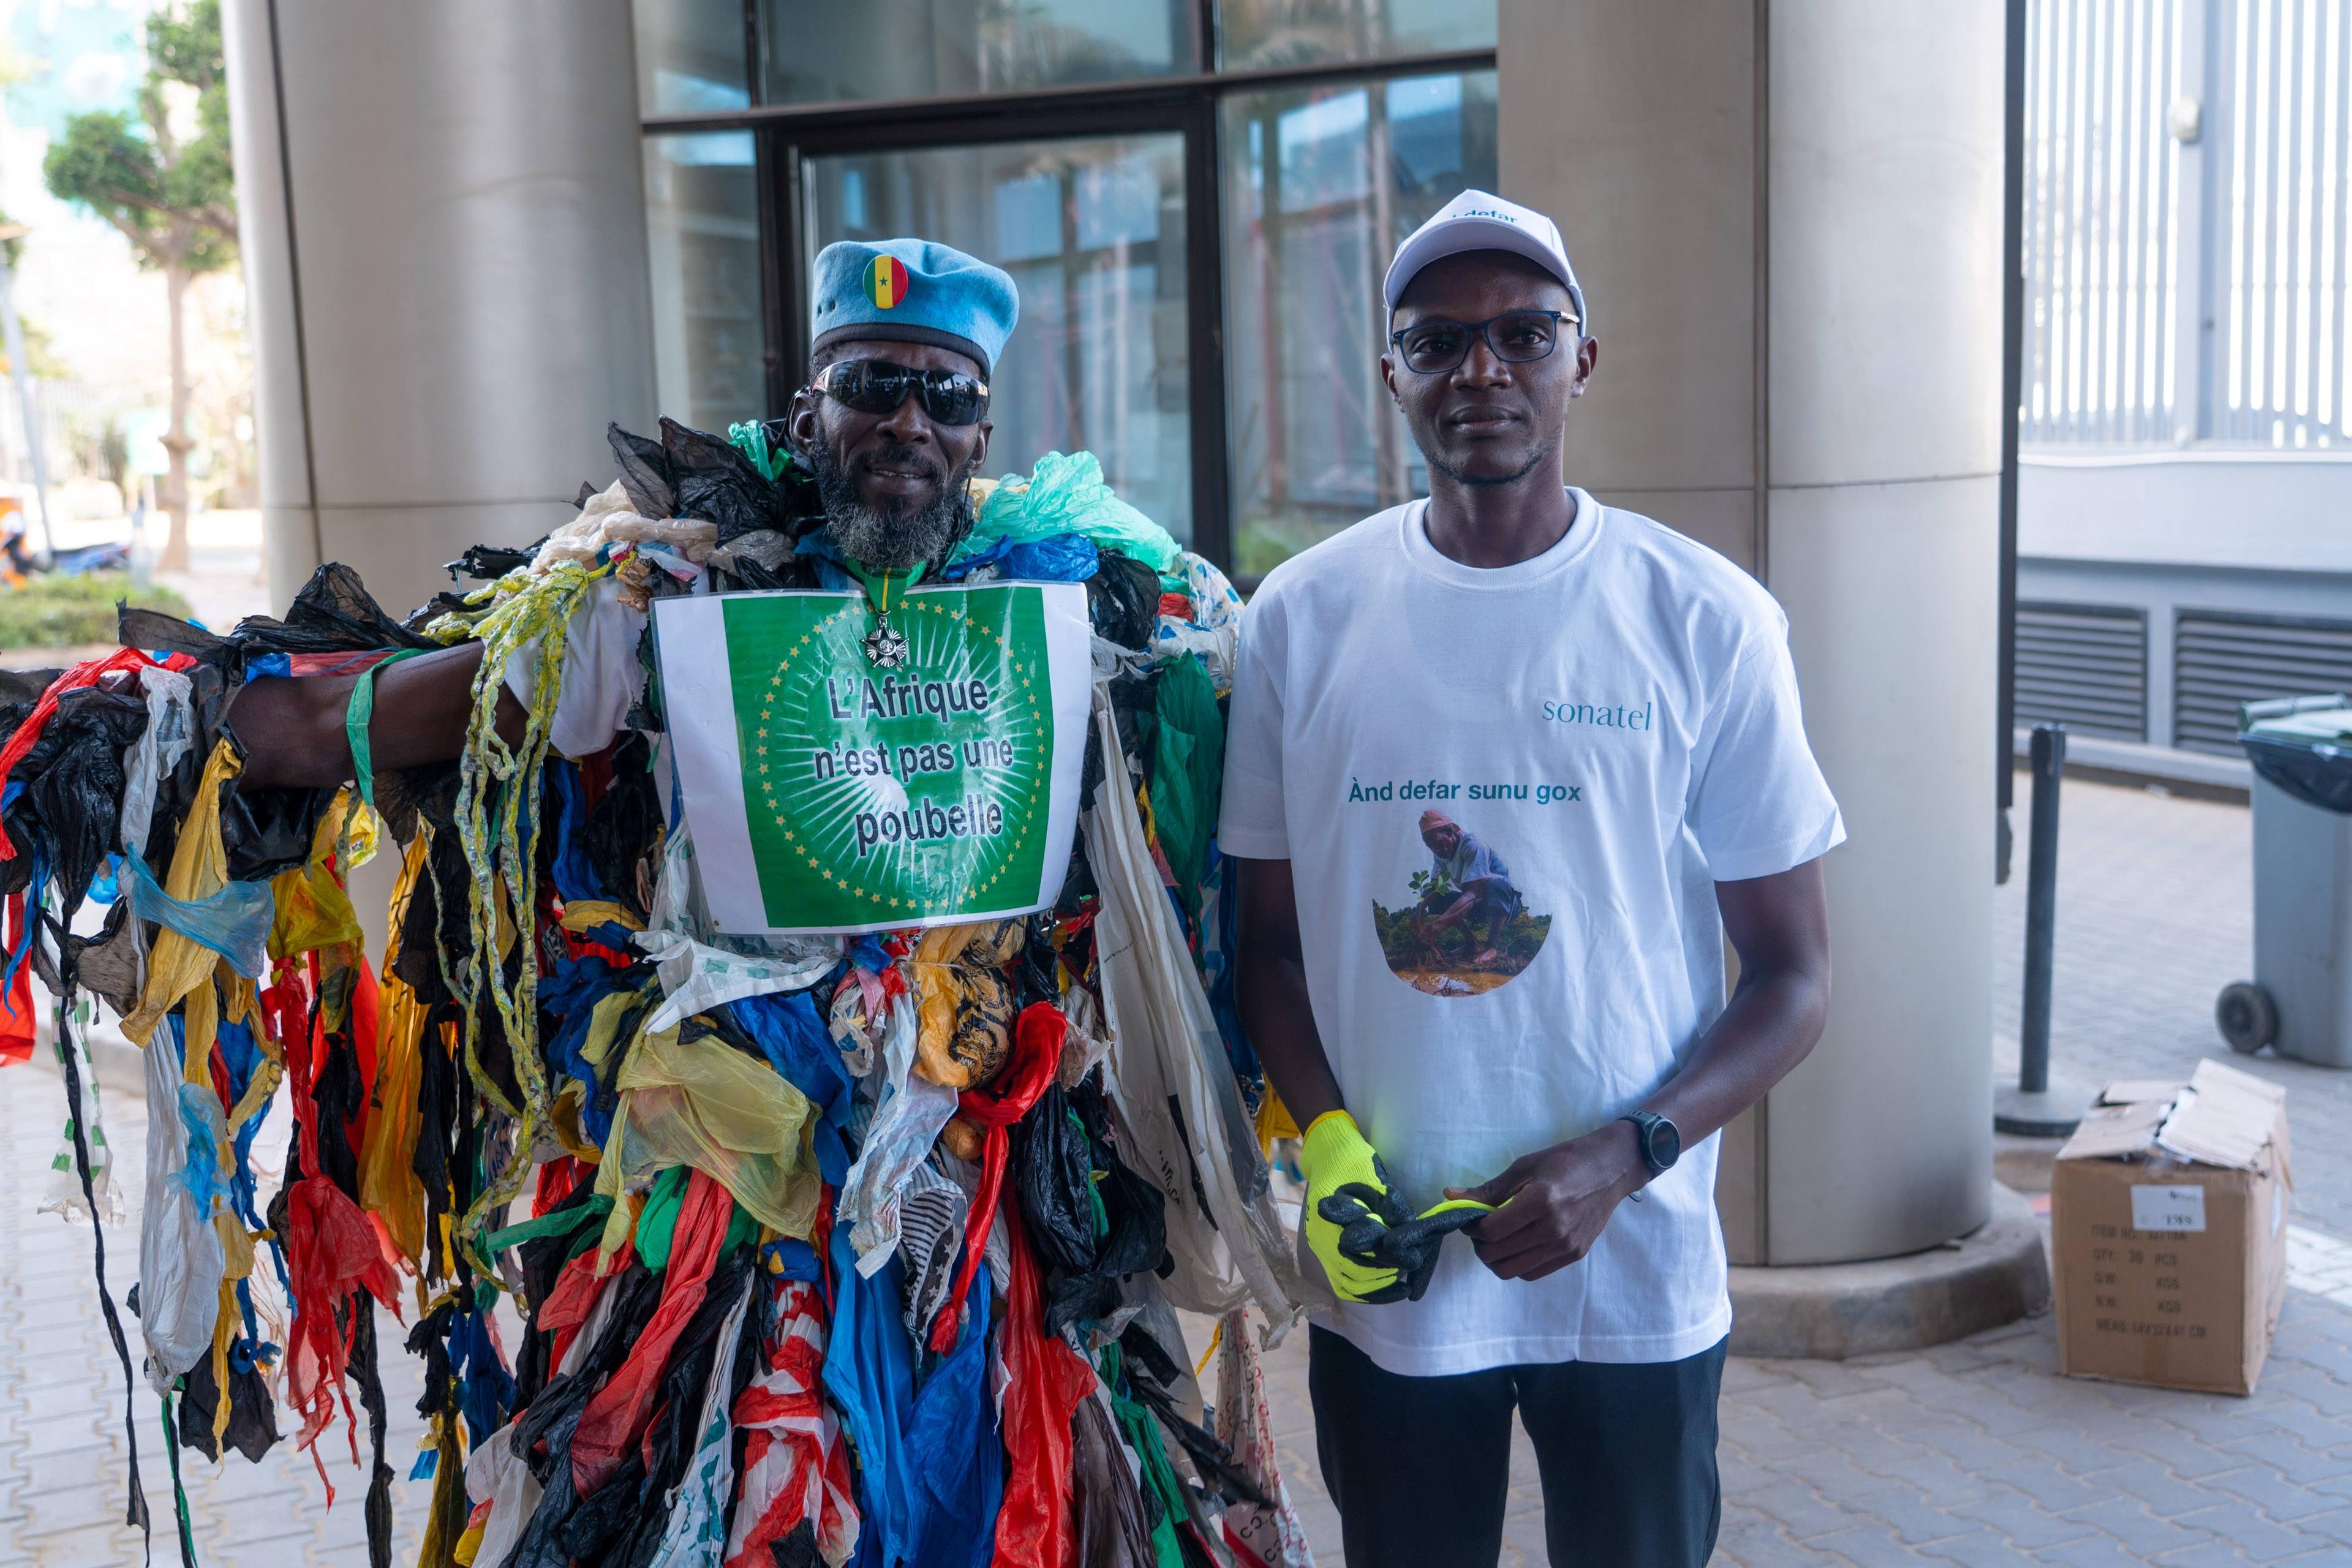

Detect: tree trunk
[160, 261, 192, 574]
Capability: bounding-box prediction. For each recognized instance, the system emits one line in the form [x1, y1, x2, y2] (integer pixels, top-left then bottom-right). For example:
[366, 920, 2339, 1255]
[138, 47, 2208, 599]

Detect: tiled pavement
[0, 1053, 433, 1567]
[6, 777, 2351, 1565]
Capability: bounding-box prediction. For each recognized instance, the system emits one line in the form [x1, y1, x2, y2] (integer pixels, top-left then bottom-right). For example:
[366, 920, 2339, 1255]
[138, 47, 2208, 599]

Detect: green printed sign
[655, 583, 1094, 934]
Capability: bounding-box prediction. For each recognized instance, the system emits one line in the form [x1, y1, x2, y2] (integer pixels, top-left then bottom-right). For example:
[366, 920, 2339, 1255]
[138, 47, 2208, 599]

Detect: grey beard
[807, 440, 975, 573]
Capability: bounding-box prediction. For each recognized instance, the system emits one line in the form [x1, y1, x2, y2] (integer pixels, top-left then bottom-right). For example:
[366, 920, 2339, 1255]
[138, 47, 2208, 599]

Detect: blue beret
[809, 238, 1019, 376]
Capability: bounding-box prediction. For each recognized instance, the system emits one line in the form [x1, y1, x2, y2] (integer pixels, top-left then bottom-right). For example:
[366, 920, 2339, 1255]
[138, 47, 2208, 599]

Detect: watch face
[1649, 1117, 1682, 1172]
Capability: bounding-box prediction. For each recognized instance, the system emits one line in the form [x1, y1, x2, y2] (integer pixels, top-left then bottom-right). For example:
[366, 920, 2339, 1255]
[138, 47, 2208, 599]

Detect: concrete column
[1501, 1, 2003, 1264]
[221, 0, 657, 621]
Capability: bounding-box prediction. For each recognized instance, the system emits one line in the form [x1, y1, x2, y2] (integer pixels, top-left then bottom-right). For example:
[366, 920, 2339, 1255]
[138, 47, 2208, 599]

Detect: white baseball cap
[1383, 189, 1588, 331]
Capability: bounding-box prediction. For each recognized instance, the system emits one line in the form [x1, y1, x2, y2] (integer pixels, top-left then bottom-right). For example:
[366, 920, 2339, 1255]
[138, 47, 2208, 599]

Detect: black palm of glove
[1316, 1187, 1494, 1304]
[1317, 1179, 1415, 1304]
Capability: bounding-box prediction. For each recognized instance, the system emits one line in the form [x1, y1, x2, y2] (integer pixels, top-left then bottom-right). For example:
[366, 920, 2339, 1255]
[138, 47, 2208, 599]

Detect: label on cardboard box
[2131, 1184, 2207, 1233]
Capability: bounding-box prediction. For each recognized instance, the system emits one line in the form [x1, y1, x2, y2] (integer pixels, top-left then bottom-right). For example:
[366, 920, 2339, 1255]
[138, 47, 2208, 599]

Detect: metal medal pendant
[863, 612, 908, 668]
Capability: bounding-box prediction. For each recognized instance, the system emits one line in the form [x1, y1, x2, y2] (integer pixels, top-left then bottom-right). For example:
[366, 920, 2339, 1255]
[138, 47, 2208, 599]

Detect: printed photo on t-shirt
[1370, 810, 1552, 997]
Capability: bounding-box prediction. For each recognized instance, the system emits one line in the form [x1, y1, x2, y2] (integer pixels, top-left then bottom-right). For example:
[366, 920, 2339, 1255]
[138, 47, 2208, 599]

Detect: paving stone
[1952, 1483, 2111, 1551]
[2211, 1425, 2351, 1485]
[2031, 1534, 2165, 1568]
[1807, 1520, 1954, 1564]
[1846, 1484, 1983, 1547]
[1736, 1474, 1864, 1542]
[2166, 1500, 2325, 1561]
[1861, 1451, 2006, 1509]
[2205, 1463, 2349, 1522]
[1918, 1528, 2044, 1567]
[2056, 1496, 2226, 1559]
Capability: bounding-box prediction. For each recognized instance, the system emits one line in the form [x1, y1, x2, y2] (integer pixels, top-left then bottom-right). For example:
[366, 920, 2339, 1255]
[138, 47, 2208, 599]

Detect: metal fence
[2024, 0, 2352, 449]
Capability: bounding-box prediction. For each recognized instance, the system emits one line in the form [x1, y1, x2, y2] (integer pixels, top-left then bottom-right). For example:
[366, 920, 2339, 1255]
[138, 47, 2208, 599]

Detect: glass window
[646, 132, 767, 434]
[759, 0, 1196, 106]
[1220, 70, 1496, 577]
[1217, 0, 1496, 73]
[635, 0, 752, 114]
[802, 135, 1194, 543]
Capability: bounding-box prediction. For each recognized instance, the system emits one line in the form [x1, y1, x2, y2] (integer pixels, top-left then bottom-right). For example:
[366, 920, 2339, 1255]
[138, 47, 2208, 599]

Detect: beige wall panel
[1499, 1, 1760, 494]
[1768, 1, 2007, 488]
[227, 0, 657, 612]
[1764, 475, 1999, 1262]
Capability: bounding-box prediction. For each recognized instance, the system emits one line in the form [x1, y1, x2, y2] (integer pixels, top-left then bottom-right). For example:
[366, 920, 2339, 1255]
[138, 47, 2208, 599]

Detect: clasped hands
[1303, 1110, 1648, 1302]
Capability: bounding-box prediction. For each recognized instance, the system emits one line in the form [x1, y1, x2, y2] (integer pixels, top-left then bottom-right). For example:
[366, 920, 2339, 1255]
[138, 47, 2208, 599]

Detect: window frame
[638, 0, 1497, 571]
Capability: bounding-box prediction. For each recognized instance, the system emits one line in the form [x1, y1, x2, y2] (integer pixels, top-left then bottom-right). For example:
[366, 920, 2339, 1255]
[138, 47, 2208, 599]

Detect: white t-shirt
[1218, 489, 1845, 1376]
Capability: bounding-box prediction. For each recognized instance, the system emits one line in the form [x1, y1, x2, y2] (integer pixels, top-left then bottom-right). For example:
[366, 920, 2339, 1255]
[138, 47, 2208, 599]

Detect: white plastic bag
[136, 1023, 223, 1389]
[633, 928, 841, 1033]
[836, 989, 957, 1276]
[1080, 691, 1315, 1333]
[1215, 1307, 1317, 1567]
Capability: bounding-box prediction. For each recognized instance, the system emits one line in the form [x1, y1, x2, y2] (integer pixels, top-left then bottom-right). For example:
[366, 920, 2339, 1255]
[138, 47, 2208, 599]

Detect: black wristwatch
[1619, 1111, 1682, 1178]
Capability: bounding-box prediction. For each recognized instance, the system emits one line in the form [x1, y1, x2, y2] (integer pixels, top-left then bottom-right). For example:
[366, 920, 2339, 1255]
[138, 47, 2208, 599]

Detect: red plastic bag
[927, 1001, 1064, 1354]
[992, 1202, 1095, 1568]
[0, 892, 32, 1066]
[570, 1167, 732, 1496]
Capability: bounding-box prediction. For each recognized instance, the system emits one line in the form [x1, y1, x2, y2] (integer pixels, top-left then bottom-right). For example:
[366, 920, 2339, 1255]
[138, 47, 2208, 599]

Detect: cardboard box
[2051, 1059, 2293, 1396]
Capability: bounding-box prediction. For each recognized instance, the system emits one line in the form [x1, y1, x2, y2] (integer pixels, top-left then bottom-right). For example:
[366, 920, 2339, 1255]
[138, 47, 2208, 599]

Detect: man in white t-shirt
[1220, 189, 1844, 1568]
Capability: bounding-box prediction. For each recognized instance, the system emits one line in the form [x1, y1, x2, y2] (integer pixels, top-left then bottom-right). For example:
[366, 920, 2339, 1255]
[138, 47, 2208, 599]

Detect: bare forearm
[1238, 944, 1346, 1128]
[1645, 858, 1833, 1145]
[1644, 962, 1828, 1146]
[231, 643, 527, 790]
[1235, 855, 1346, 1128]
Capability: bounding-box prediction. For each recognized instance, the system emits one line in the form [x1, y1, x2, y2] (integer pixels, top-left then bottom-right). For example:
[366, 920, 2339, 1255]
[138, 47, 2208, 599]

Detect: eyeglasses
[1388, 311, 1578, 375]
[813, 358, 992, 426]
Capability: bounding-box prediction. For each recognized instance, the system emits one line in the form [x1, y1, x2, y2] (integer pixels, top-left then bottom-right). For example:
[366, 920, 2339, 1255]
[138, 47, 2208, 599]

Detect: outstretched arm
[1235, 854, 1346, 1128]
[230, 643, 529, 791]
[1447, 856, 1833, 1281]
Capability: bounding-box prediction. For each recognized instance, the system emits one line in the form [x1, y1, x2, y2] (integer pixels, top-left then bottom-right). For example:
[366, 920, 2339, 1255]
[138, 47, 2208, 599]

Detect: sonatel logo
[1455, 208, 1518, 223]
[1542, 698, 1653, 731]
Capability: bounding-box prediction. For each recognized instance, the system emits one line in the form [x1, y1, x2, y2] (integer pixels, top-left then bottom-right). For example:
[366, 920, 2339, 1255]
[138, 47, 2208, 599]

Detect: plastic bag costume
[0, 415, 1324, 1568]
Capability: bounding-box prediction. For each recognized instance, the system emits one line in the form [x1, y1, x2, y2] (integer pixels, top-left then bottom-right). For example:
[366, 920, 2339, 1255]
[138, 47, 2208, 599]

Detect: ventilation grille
[2015, 602, 2148, 742]
[2176, 611, 2352, 754]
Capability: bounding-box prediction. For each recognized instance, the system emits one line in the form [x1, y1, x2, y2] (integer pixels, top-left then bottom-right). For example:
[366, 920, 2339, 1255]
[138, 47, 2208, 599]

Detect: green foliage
[42, 0, 235, 275]
[0, 571, 190, 651]
[1372, 897, 1552, 978]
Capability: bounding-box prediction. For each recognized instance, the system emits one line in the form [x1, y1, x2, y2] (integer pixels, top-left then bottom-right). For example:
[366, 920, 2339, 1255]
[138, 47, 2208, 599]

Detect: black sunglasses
[812, 358, 992, 426]
[1388, 310, 1578, 375]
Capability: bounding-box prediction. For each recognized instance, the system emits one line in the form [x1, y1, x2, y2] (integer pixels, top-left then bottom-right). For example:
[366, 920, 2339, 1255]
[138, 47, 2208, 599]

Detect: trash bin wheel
[2216, 981, 2278, 1055]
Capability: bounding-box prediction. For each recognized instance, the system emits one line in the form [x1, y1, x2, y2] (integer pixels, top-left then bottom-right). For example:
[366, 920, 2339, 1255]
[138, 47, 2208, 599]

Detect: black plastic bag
[446, 542, 538, 583]
[118, 606, 230, 670]
[1087, 550, 1161, 652]
[230, 562, 435, 657]
[22, 685, 146, 924]
[1013, 1084, 1098, 1275]
[582, 736, 663, 919]
[1044, 1080, 1169, 1336]
[176, 1344, 281, 1464]
[660, 417, 780, 542]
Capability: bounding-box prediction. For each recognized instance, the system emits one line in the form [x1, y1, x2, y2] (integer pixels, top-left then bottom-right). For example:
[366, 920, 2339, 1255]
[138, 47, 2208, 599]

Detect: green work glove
[1303, 1110, 1410, 1303]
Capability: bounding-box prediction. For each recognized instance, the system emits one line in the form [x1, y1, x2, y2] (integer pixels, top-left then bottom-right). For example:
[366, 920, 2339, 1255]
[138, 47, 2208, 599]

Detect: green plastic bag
[959, 451, 1180, 575]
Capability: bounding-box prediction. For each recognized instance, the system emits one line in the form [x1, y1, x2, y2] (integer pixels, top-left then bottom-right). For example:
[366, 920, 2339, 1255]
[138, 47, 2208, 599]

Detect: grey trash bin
[2220, 693, 2352, 1066]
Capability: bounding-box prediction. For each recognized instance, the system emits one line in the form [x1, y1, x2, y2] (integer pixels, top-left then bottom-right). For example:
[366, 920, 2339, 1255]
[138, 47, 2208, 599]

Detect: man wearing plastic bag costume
[0, 236, 1316, 1568]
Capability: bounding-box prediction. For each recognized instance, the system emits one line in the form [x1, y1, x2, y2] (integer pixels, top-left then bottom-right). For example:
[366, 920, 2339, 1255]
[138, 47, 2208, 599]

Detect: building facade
[224, 0, 2006, 1270]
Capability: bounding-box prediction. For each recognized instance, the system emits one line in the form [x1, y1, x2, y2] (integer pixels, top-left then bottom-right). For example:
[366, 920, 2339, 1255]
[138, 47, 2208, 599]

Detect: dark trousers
[1308, 1326, 1726, 1568]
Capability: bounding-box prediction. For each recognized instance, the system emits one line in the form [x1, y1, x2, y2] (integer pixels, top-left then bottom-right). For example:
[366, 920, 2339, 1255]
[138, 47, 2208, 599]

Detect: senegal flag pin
[865, 254, 910, 309]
